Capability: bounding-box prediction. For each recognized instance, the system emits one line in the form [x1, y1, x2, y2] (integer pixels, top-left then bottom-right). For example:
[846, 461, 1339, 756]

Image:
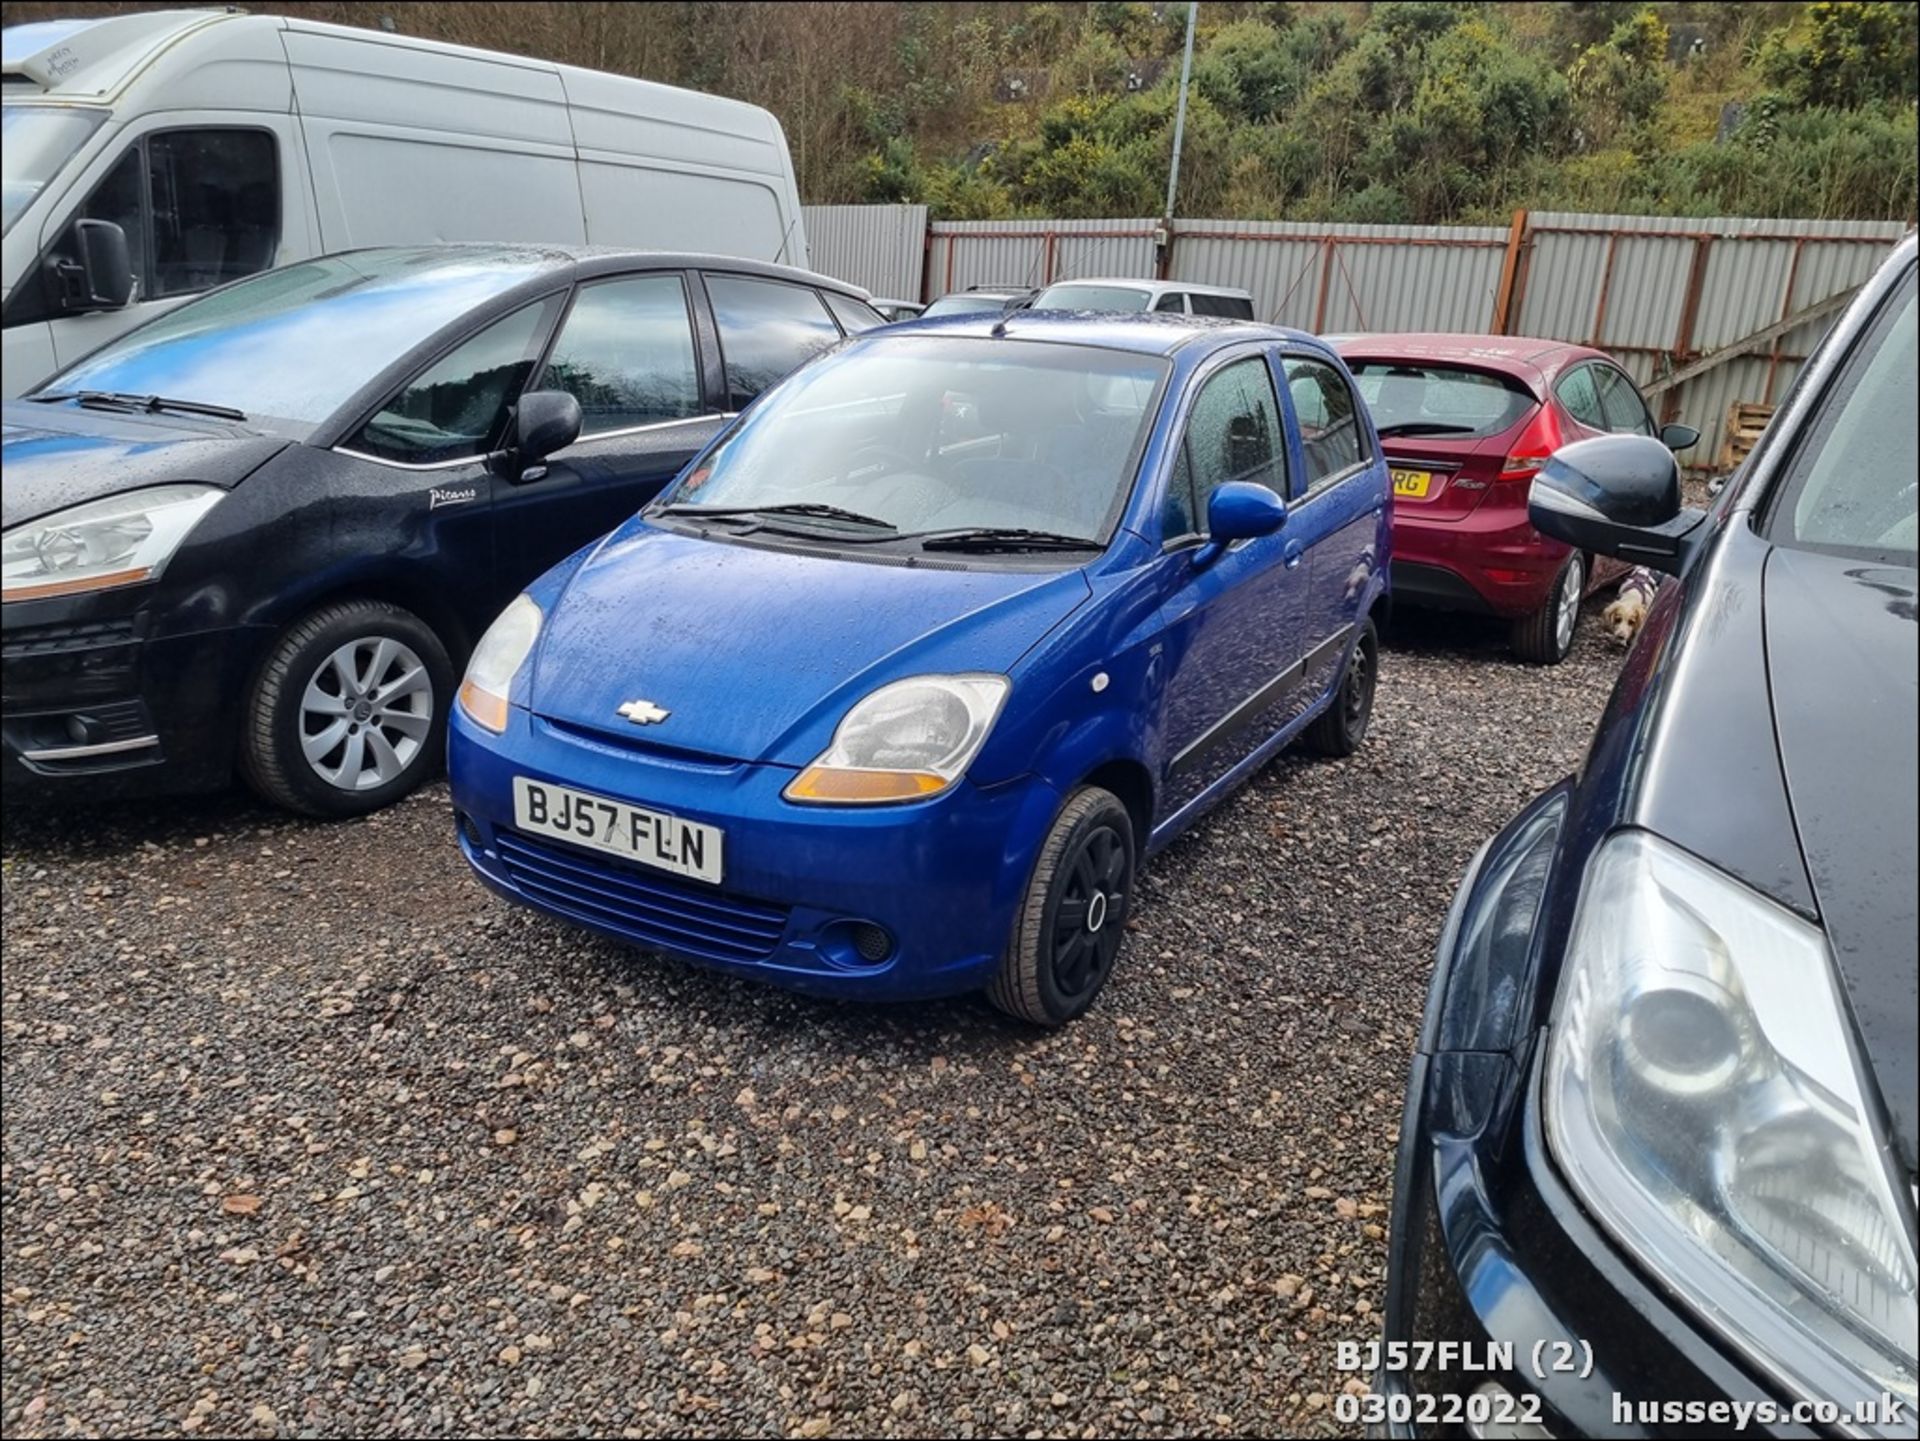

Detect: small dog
[1603, 567, 1661, 648]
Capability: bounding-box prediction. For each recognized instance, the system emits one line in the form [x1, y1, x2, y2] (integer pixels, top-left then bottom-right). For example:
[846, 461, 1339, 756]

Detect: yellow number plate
[1391, 468, 1435, 499]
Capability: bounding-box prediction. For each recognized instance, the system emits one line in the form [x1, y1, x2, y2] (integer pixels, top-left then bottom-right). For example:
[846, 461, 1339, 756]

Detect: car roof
[326, 242, 871, 298]
[1038, 276, 1254, 299]
[879, 308, 1316, 358]
[1331, 331, 1605, 383]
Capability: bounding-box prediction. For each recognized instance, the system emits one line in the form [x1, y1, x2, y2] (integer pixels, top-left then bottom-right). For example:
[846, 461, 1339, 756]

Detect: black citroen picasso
[1377, 233, 1916, 1437]
[2, 245, 882, 816]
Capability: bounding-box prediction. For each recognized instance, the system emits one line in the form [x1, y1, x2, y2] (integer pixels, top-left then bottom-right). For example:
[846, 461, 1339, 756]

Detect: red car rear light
[1498, 406, 1563, 484]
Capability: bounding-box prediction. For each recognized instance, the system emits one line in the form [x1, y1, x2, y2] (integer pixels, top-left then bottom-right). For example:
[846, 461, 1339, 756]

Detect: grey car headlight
[1546, 830, 1917, 1423]
[1, 484, 223, 602]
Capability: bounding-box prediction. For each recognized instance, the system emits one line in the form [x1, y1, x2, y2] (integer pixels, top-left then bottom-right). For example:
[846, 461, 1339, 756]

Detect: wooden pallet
[1718, 401, 1774, 472]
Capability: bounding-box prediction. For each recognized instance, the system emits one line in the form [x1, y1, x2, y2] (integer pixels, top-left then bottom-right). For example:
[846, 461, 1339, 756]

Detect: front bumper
[1391, 502, 1571, 619]
[1379, 797, 1820, 1438]
[1, 596, 263, 801]
[447, 701, 1062, 1002]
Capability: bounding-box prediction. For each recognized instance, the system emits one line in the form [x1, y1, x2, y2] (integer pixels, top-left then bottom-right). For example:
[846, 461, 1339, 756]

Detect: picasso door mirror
[512, 390, 583, 469]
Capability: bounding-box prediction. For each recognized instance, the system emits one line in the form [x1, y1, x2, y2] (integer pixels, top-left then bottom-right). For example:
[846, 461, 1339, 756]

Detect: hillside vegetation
[5, 0, 1915, 222]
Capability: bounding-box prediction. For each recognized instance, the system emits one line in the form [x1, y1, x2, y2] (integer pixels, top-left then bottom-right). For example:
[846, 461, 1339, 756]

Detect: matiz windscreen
[448, 313, 1391, 1024]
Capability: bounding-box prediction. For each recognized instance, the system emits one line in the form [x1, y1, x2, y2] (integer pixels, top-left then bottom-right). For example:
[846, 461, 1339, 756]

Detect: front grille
[2, 616, 139, 659]
[495, 829, 790, 963]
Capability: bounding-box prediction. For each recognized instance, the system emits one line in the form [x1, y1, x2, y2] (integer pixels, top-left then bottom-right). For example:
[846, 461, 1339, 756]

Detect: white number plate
[512, 776, 723, 886]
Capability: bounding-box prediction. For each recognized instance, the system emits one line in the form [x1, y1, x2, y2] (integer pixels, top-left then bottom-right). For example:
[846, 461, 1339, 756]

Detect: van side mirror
[1529, 435, 1706, 577]
[1661, 422, 1700, 452]
[54, 219, 136, 312]
[1194, 481, 1287, 567]
[509, 390, 582, 478]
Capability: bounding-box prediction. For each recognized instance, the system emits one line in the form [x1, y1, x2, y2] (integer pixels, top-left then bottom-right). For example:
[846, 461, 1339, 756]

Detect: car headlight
[1546, 830, 1917, 1421]
[457, 594, 541, 734]
[785, 674, 1008, 803]
[1, 484, 223, 602]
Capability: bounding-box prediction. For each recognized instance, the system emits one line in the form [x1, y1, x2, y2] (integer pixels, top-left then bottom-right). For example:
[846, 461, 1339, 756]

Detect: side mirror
[1661, 422, 1700, 452]
[1529, 435, 1706, 577]
[1195, 481, 1287, 566]
[55, 219, 136, 312]
[510, 390, 582, 476]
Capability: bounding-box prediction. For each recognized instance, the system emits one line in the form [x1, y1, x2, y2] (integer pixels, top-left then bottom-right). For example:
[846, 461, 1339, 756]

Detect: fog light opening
[852, 923, 893, 964]
[456, 811, 484, 850]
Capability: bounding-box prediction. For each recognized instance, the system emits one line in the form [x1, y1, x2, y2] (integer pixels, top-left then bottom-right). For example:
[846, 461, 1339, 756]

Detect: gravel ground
[2, 605, 1620, 1439]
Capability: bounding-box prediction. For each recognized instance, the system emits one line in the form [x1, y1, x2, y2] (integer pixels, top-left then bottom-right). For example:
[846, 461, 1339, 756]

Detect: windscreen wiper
[911, 526, 1100, 553]
[1374, 421, 1477, 438]
[655, 501, 897, 531]
[34, 390, 249, 422]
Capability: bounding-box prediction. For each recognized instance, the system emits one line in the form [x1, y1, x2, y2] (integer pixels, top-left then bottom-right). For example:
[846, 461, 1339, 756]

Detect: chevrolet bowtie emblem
[616, 699, 670, 726]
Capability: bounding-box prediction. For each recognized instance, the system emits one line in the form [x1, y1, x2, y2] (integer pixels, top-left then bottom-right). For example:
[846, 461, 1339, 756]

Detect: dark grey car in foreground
[1376, 235, 1917, 1436]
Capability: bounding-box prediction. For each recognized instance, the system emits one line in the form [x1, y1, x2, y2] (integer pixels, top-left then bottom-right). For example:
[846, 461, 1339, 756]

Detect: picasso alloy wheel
[241, 600, 454, 817]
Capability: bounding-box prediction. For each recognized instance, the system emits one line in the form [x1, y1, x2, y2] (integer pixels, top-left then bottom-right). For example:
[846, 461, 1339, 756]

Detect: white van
[0, 10, 809, 395]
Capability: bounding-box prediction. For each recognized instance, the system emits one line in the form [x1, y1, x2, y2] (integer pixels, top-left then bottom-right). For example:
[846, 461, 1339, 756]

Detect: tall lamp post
[1160, 2, 1198, 277]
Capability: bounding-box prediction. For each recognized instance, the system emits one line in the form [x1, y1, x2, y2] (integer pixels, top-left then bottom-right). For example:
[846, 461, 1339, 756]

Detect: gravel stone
[1, 605, 1617, 1436]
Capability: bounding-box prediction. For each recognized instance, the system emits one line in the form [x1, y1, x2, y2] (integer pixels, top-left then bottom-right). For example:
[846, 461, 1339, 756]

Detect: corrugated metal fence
[800, 204, 926, 299]
[803, 205, 1910, 464]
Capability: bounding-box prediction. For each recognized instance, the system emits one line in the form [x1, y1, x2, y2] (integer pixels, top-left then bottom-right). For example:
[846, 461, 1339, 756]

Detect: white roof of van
[2, 9, 232, 98]
[1039, 277, 1254, 300]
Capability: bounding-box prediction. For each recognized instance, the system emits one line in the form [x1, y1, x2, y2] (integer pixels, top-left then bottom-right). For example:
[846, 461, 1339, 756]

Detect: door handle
[1282, 540, 1305, 569]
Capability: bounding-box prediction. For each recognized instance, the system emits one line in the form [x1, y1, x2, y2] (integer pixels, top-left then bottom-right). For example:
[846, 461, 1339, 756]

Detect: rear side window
[1555, 365, 1607, 429]
[1350, 362, 1535, 439]
[1165, 356, 1287, 540]
[705, 274, 842, 411]
[821, 290, 885, 334]
[540, 274, 702, 436]
[1594, 366, 1655, 436]
[1191, 292, 1254, 320]
[1153, 292, 1187, 314]
[350, 298, 559, 465]
[1284, 356, 1367, 493]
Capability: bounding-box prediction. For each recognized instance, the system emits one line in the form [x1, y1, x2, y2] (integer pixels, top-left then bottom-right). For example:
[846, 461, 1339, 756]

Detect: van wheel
[1303, 618, 1378, 757]
[987, 787, 1135, 1027]
[1510, 551, 1585, 665]
[240, 600, 453, 818]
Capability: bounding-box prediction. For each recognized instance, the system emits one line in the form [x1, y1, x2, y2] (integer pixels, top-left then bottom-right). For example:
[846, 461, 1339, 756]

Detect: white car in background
[1032, 277, 1255, 319]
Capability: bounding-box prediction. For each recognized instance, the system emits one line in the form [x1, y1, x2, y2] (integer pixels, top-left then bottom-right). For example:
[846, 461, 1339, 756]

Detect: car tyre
[987, 786, 1135, 1027]
[240, 599, 454, 818]
[1303, 617, 1378, 757]
[1510, 551, 1585, 665]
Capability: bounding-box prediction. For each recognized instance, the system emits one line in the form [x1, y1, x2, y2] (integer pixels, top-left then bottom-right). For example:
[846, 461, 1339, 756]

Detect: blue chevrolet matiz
[448, 313, 1391, 1024]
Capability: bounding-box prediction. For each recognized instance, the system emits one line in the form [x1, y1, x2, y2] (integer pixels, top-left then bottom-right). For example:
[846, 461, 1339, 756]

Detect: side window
[16, 129, 279, 326]
[146, 130, 279, 297]
[1596, 366, 1655, 435]
[7, 148, 148, 329]
[1153, 291, 1187, 314]
[1163, 444, 1198, 540]
[1283, 356, 1365, 493]
[1171, 355, 1286, 539]
[349, 298, 558, 466]
[704, 274, 841, 411]
[1555, 364, 1607, 430]
[539, 274, 702, 437]
[1193, 292, 1254, 319]
[821, 290, 885, 335]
